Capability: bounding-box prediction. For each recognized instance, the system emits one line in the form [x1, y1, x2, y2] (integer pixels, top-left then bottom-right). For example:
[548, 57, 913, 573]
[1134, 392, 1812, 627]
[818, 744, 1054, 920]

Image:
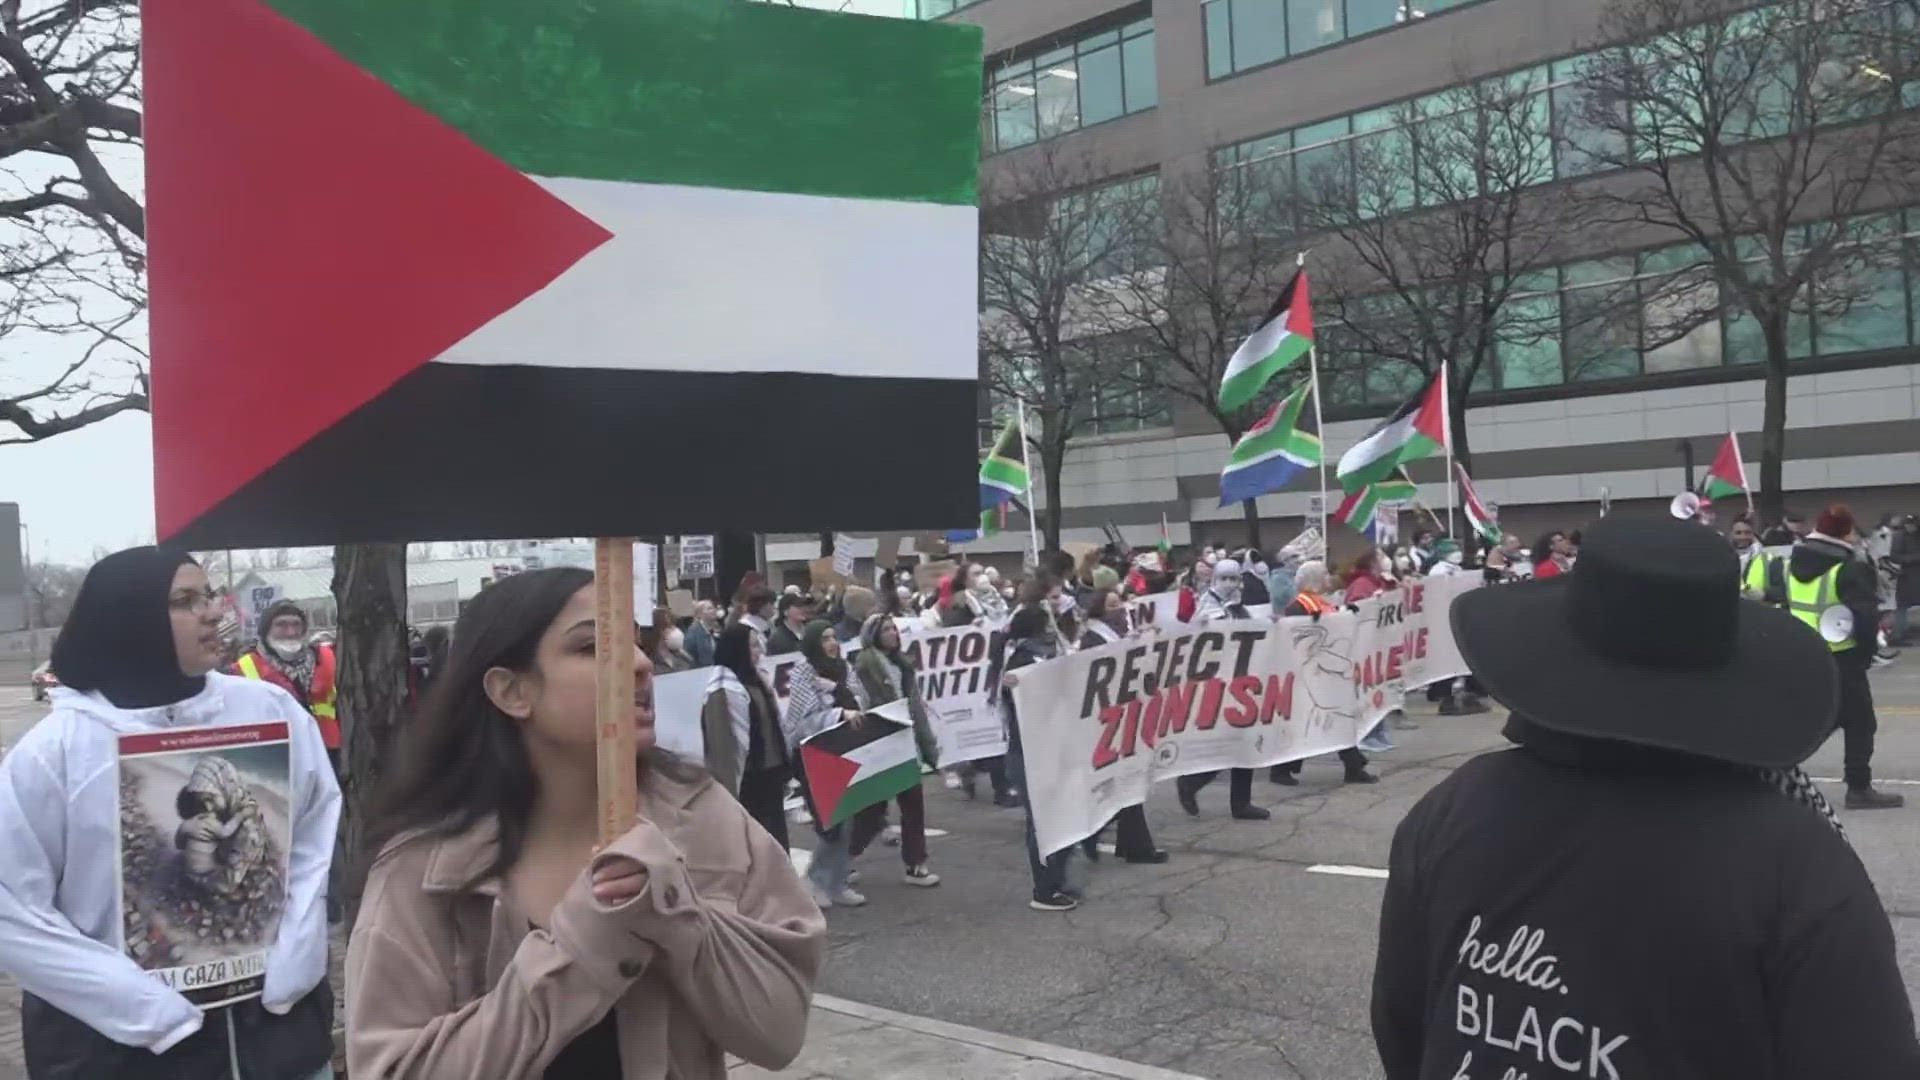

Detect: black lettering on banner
[956, 629, 987, 666]
[1117, 644, 1150, 705]
[1187, 632, 1224, 682]
[1082, 656, 1118, 716]
[1163, 636, 1190, 689]
[1226, 629, 1264, 677]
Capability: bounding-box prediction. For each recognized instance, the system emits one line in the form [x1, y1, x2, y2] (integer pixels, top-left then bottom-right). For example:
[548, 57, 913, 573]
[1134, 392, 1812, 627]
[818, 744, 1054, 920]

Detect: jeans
[1360, 717, 1395, 753]
[1007, 734, 1069, 899]
[808, 823, 854, 895]
[1837, 651, 1879, 788]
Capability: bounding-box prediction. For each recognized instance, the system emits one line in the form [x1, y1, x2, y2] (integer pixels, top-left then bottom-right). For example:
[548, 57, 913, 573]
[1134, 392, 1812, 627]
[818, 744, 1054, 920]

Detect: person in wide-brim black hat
[1451, 512, 1838, 766]
[1370, 515, 1920, 1080]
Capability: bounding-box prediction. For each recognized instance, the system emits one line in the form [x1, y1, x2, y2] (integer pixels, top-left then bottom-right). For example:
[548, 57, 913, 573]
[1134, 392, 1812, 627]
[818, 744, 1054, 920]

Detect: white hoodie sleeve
[261, 692, 343, 1015]
[0, 730, 205, 1051]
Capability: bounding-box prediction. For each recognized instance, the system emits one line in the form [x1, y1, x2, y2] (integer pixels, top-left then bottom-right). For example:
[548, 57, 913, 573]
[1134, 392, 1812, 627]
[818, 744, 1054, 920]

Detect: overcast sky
[8, 0, 913, 564]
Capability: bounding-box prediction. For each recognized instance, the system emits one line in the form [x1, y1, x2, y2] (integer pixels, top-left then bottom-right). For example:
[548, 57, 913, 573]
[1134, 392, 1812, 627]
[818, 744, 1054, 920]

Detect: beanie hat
[1816, 505, 1856, 539]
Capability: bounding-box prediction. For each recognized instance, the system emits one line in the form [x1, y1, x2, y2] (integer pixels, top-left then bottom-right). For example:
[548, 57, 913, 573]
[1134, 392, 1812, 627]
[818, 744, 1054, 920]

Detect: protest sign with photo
[1010, 575, 1477, 857]
[116, 722, 292, 1008]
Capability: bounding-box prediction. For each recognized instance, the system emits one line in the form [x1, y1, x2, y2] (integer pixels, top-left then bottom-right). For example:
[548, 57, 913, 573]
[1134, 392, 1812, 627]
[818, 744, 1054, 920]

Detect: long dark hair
[714, 623, 764, 694]
[370, 566, 692, 886]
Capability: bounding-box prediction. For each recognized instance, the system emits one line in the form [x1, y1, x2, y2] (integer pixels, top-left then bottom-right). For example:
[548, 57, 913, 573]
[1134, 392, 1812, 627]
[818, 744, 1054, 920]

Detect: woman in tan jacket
[345, 567, 825, 1079]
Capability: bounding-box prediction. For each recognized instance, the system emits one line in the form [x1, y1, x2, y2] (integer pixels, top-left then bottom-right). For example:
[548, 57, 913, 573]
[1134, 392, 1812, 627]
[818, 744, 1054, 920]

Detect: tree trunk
[1041, 444, 1066, 554]
[1240, 500, 1263, 551]
[1758, 315, 1790, 520]
[330, 542, 410, 929]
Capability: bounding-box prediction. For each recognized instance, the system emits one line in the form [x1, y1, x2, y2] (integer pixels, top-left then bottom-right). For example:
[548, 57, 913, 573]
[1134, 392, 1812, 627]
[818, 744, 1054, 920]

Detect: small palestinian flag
[980, 416, 1031, 511]
[1333, 470, 1418, 535]
[1456, 463, 1501, 545]
[1337, 366, 1450, 493]
[799, 710, 922, 828]
[1698, 433, 1750, 505]
[144, 0, 984, 548]
[1158, 512, 1173, 556]
[1219, 269, 1313, 413]
[1219, 378, 1321, 506]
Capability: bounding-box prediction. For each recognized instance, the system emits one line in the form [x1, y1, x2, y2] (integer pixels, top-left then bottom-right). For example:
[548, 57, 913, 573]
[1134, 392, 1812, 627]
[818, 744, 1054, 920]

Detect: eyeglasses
[169, 589, 221, 614]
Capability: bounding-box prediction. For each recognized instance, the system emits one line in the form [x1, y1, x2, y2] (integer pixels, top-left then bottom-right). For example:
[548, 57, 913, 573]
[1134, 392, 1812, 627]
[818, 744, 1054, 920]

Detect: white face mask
[666, 627, 685, 651]
[267, 636, 306, 660]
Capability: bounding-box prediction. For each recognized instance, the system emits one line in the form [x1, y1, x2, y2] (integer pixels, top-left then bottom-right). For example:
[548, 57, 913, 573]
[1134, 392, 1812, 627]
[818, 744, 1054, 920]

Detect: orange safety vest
[236, 644, 340, 749]
[1293, 591, 1331, 616]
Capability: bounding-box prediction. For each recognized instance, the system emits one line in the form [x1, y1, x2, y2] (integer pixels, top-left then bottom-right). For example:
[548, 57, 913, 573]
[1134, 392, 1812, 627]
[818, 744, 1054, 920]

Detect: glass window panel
[1294, 136, 1351, 208]
[1347, 0, 1400, 36]
[992, 81, 1038, 150]
[1367, 360, 1426, 404]
[1817, 267, 1907, 354]
[1722, 301, 1812, 365]
[1124, 18, 1154, 39]
[1644, 277, 1722, 372]
[1231, 0, 1289, 72]
[1355, 127, 1416, 214]
[1497, 294, 1563, 389]
[1122, 30, 1158, 111]
[1288, 0, 1343, 54]
[1034, 61, 1080, 138]
[1078, 44, 1125, 125]
[1206, 0, 1234, 79]
[1034, 47, 1073, 69]
[1553, 79, 1629, 178]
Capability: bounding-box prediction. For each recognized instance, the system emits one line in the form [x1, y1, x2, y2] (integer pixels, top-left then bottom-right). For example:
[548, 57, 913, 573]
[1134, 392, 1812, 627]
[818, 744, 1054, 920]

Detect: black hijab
[52, 547, 206, 709]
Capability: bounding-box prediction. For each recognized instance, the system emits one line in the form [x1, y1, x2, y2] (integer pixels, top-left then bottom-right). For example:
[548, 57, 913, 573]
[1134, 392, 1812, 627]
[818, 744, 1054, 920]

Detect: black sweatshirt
[1372, 727, 1920, 1080]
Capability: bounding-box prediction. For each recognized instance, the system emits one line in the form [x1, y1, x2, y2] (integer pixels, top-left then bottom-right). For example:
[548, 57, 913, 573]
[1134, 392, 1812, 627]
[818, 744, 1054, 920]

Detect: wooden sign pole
[594, 537, 639, 844]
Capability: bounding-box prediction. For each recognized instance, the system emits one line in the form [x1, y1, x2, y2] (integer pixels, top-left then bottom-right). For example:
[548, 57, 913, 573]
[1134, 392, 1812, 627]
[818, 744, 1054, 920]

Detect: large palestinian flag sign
[145, 0, 984, 548]
[799, 710, 922, 828]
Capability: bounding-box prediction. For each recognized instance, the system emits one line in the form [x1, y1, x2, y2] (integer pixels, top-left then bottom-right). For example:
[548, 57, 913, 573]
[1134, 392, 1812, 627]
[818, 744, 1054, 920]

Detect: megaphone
[1818, 605, 1855, 645]
[1669, 491, 1703, 520]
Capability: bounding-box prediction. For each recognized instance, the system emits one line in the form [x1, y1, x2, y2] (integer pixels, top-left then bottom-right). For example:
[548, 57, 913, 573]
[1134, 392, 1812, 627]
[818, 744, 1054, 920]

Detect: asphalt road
[3, 659, 1919, 1078]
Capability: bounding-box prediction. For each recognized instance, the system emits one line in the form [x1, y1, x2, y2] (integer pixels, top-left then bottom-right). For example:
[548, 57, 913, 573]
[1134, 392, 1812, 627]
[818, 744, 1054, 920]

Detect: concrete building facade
[930, 0, 1920, 560]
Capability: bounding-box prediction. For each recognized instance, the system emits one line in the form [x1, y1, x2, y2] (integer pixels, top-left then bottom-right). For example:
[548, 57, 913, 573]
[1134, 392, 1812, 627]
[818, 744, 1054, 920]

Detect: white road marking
[1306, 864, 1391, 880]
[1811, 777, 1920, 786]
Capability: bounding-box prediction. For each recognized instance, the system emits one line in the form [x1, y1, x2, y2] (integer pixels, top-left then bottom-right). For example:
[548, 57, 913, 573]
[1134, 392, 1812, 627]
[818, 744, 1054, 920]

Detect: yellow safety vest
[1740, 553, 1771, 599]
[1783, 563, 1849, 652]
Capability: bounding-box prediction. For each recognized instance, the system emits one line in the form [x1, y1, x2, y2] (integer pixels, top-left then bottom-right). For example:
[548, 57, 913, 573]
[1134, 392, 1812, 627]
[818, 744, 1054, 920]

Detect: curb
[813, 994, 1212, 1080]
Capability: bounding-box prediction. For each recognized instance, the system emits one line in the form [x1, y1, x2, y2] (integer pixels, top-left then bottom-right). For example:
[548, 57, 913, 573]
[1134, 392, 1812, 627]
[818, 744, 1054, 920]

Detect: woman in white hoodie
[0, 547, 341, 1080]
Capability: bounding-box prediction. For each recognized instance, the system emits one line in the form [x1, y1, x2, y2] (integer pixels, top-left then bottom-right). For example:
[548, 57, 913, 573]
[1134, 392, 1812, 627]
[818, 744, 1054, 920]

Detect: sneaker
[943, 770, 963, 789]
[1345, 768, 1380, 785]
[904, 864, 941, 887]
[992, 793, 1022, 809]
[1269, 766, 1299, 786]
[1230, 804, 1272, 821]
[881, 825, 902, 847]
[1872, 650, 1896, 668]
[830, 887, 869, 907]
[808, 883, 835, 909]
[1845, 786, 1906, 810]
[1121, 849, 1171, 865]
[1030, 891, 1079, 912]
[1460, 695, 1492, 715]
[848, 869, 861, 885]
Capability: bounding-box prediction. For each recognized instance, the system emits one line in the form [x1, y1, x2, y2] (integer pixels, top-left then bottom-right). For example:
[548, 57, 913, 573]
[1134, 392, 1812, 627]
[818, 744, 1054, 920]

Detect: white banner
[1123, 591, 1186, 633]
[655, 618, 1010, 772]
[679, 535, 715, 579]
[1010, 575, 1477, 857]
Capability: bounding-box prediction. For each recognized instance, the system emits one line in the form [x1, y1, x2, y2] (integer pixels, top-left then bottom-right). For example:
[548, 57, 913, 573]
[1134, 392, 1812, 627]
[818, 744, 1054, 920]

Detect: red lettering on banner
[1414, 626, 1429, 659]
[1119, 698, 1141, 759]
[1406, 583, 1424, 614]
[1193, 679, 1225, 730]
[1161, 681, 1196, 736]
[1386, 644, 1404, 682]
[1138, 693, 1162, 750]
[1260, 672, 1294, 724]
[1224, 676, 1262, 728]
[1092, 705, 1123, 770]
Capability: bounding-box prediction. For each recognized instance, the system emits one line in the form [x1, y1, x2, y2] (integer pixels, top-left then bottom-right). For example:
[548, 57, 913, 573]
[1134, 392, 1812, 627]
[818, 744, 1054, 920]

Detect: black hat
[1451, 515, 1837, 767]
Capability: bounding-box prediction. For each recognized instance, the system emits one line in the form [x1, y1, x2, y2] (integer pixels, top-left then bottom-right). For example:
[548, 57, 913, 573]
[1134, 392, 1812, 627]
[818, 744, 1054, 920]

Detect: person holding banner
[1269, 561, 1378, 788]
[1373, 517, 1918, 1079]
[708, 624, 792, 851]
[782, 622, 882, 908]
[853, 617, 944, 888]
[998, 606, 1082, 912]
[1077, 591, 1170, 865]
[0, 548, 341, 1080]
[347, 568, 823, 1079]
[1176, 560, 1271, 822]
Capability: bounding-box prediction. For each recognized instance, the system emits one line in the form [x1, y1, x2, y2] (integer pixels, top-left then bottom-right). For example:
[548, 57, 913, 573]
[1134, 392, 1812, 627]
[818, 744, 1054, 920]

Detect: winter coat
[1373, 721, 1920, 1080]
[854, 645, 939, 767]
[1785, 535, 1882, 654]
[345, 769, 826, 1080]
[0, 675, 341, 1079]
[1892, 528, 1920, 607]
